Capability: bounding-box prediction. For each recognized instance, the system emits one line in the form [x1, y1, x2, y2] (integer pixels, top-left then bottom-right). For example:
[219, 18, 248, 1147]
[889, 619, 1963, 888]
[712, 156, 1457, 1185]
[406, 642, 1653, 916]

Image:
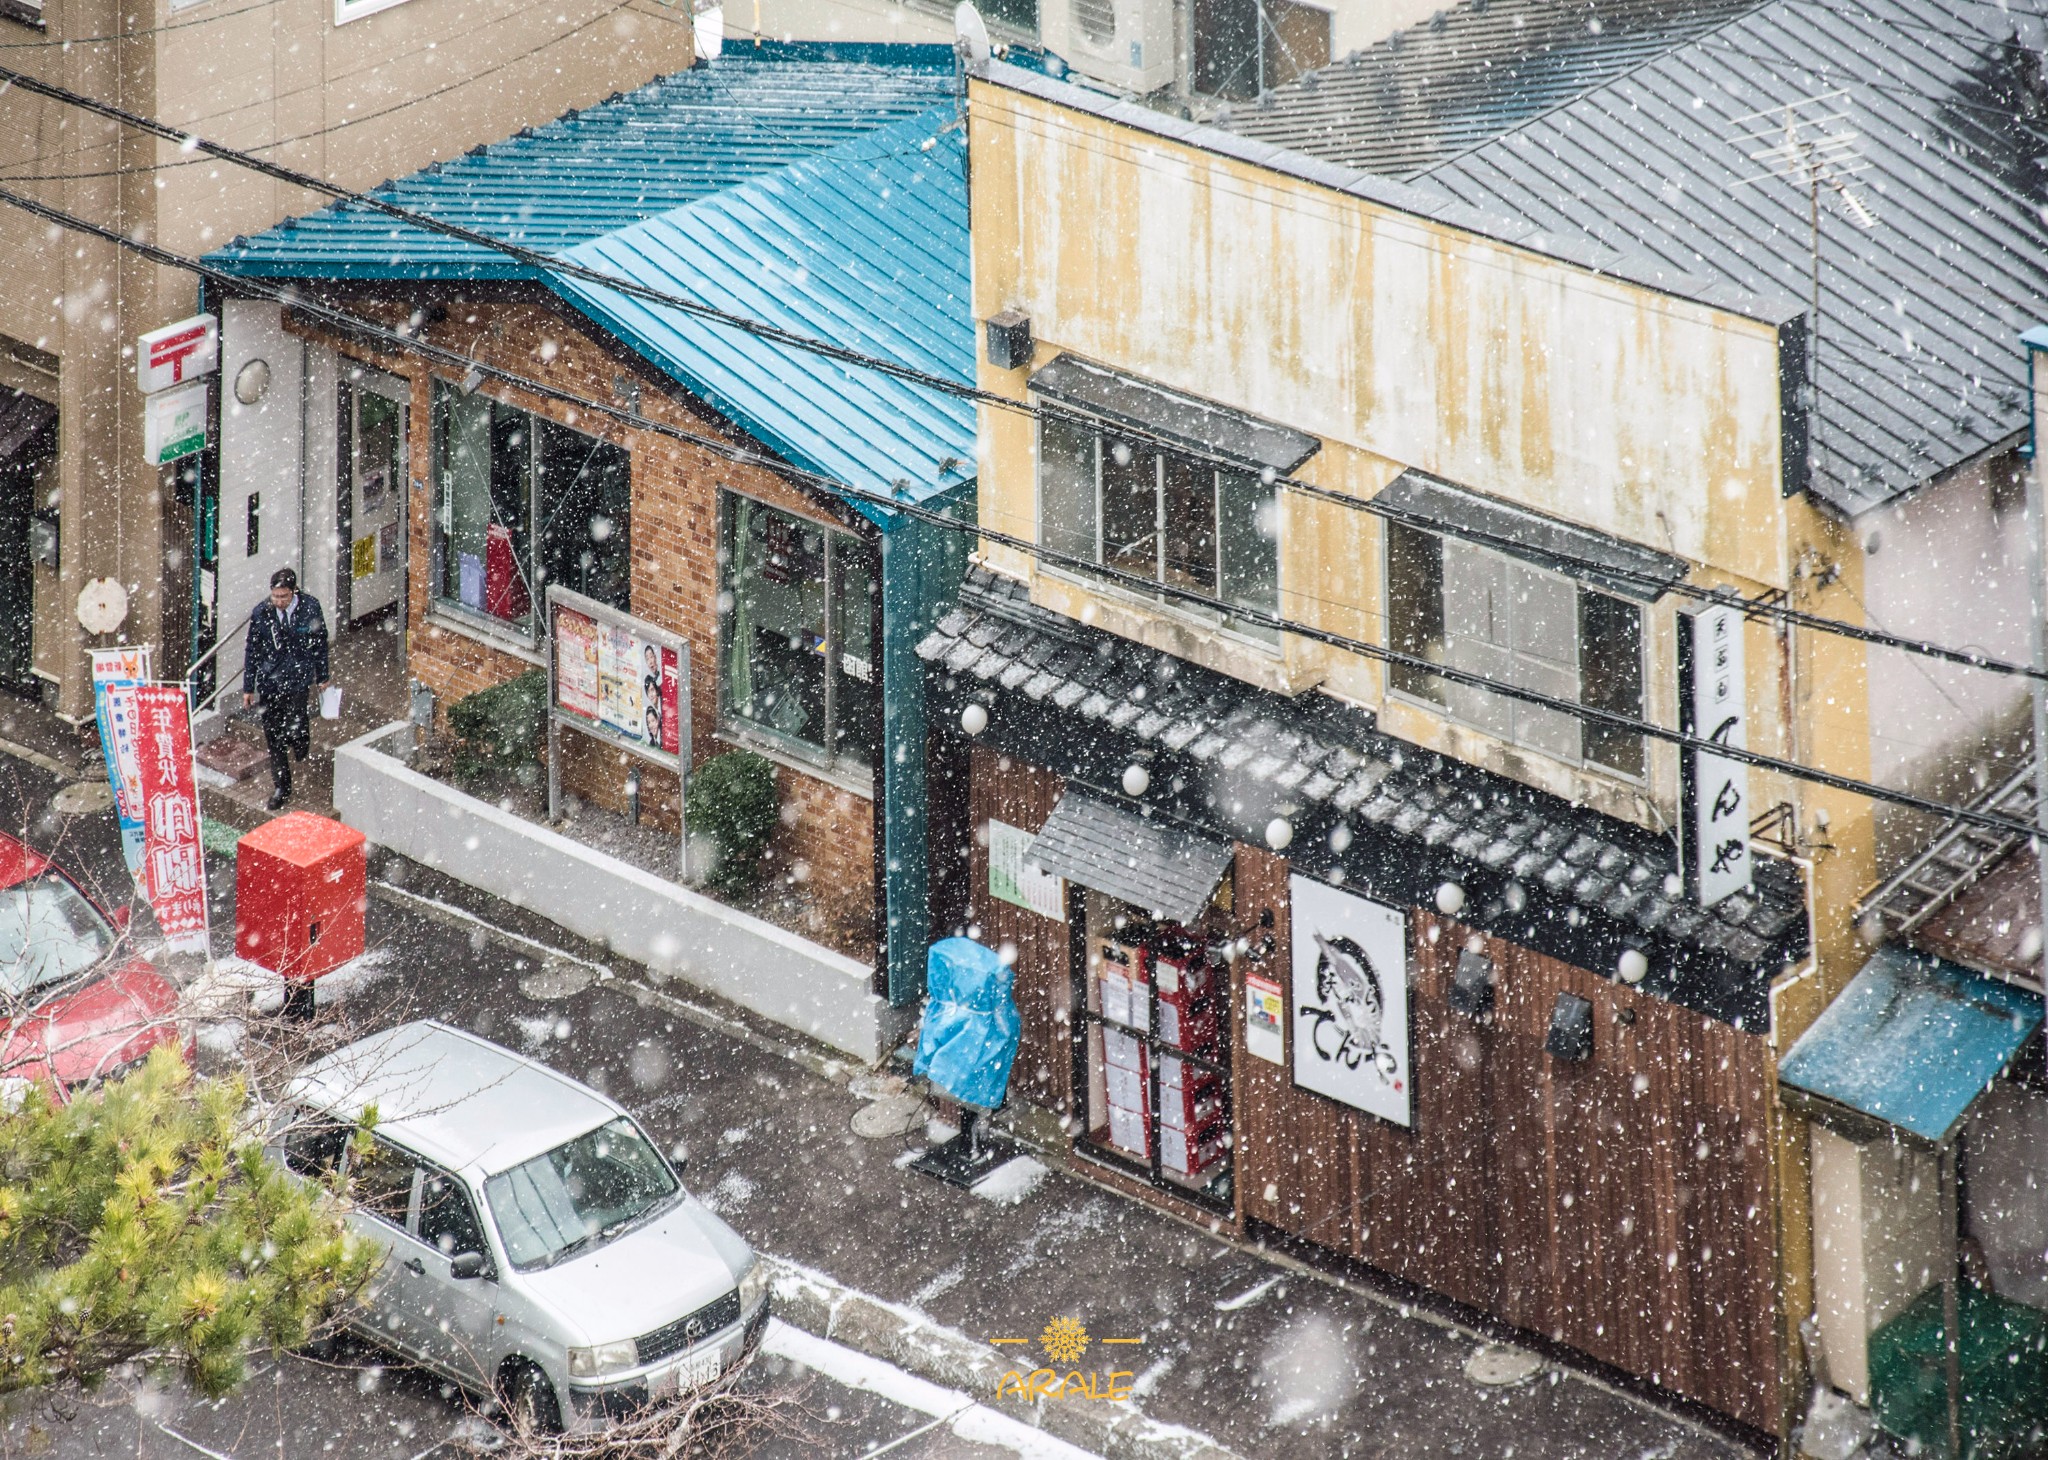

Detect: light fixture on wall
[960, 702, 988, 736]
[1546, 992, 1594, 1062]
[233, 357, 271, 405]
[1449, 947, 1496, 1020]
[459, 364, 486, 396]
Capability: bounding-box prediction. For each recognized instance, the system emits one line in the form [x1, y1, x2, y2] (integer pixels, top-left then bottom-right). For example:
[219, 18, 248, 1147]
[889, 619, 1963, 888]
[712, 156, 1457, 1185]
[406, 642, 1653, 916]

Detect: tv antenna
[1728, 90, 1880, 465]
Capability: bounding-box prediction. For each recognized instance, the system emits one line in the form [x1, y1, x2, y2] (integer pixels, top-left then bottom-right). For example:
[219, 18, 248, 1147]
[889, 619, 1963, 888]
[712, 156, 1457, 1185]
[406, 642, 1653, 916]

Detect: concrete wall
[0, 0, 696, 718]
[335, 722, 904, 1061]
[1808, 1123, 1943, 1403]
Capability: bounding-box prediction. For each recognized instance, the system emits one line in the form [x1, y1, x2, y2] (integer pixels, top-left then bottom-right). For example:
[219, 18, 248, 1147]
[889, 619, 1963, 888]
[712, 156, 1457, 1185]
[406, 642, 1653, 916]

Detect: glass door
[1074, 889, 1233, 1207]
[342, 374, 407, 622]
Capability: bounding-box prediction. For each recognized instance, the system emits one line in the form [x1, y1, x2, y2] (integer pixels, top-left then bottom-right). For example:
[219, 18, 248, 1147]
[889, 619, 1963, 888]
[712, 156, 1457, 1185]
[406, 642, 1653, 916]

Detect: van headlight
[567, 1340, 639, 1377]
[739, 1260, 769, 1312]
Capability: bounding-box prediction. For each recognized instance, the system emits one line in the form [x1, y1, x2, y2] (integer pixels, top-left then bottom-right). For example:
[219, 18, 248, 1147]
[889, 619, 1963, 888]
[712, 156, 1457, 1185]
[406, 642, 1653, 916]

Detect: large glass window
[718, 493, 879, 773]
[1385, 521, 1646, 778]
[1035, 417, 1278, 639]
[484, 1118, 679, 1272]
[432, 382, 630, 640]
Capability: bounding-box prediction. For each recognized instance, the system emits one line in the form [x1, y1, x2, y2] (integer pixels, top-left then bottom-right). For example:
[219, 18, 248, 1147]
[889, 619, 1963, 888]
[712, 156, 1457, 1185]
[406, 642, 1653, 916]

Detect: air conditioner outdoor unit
[1041, 0, 1176, 94]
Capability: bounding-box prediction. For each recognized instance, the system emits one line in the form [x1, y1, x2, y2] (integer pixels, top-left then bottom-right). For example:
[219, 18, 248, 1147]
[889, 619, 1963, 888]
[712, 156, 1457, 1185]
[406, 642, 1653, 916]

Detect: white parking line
[760, 1319, 1095, 1460]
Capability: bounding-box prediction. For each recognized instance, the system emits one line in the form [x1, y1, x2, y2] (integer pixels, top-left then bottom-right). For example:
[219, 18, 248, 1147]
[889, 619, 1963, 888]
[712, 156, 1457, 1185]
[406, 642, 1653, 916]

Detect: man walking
[242, 568, 330, 811]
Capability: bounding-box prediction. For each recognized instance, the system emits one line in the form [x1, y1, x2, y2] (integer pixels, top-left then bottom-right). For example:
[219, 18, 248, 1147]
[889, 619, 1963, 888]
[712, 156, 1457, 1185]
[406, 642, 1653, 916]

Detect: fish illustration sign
[1290, 875, 1412, 1128]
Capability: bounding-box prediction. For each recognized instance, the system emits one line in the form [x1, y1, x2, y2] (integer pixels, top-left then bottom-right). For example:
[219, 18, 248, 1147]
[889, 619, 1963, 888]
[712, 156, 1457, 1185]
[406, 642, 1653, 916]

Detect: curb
[760, 1254, 1244, 1460]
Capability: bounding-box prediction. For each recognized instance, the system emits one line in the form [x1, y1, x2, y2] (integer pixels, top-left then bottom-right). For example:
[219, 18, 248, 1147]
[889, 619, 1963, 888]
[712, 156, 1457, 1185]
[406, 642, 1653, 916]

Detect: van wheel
[504, 1363, 562, 1436]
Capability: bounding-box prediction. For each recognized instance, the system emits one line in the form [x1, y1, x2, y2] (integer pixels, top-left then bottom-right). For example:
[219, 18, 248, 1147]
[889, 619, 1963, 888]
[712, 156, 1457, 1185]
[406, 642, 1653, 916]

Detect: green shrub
[687, 750, 778, 896]
[446, 669, 545, 777]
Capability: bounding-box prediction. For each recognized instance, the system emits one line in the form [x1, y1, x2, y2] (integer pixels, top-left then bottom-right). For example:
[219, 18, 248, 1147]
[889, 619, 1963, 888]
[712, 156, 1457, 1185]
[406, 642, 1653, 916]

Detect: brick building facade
[286, 287, 880, 956]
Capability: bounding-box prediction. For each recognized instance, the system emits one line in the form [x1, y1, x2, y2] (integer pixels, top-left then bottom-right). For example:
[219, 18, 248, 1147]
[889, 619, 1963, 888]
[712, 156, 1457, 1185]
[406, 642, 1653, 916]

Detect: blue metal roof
[549, 106, 971, 516]
[1779, 945, 2042, 1145]
[206, 43, 959, 279]
[206, 44, 972, 511]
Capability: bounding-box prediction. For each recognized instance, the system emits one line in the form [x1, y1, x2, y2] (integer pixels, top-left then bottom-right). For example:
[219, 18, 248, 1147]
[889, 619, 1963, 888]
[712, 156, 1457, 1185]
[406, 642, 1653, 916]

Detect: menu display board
[546, 587, 687, 771]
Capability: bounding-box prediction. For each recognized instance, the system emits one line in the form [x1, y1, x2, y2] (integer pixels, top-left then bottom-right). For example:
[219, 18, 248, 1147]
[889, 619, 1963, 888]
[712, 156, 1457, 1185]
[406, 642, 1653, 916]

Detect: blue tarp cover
[1779, 945, 2042, 1144]
[914, 937, 1020, 1111]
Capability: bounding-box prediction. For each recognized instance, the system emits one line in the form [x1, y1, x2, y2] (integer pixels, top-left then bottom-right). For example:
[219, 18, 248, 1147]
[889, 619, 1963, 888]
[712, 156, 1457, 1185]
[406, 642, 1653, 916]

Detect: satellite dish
[954, 2, 992, 63]
[693, 1, 724, 61]
[77, 578, 129, 636]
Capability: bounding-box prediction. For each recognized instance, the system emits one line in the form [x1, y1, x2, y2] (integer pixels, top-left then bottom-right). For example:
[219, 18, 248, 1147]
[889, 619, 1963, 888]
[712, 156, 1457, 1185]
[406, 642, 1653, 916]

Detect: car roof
[287, 1020, 626, 1176]
[0, 833, 51, 891]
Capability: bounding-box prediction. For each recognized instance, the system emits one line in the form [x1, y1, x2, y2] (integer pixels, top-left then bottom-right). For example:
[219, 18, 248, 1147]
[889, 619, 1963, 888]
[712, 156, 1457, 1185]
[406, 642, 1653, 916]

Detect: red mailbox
[235, 812, 367, 982]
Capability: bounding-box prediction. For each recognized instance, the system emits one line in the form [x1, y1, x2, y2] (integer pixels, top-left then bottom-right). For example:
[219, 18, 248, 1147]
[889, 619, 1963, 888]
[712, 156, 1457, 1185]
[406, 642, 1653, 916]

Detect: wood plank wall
[1231, 846, 1781, 1433]
[963, 746, 1071, 1111]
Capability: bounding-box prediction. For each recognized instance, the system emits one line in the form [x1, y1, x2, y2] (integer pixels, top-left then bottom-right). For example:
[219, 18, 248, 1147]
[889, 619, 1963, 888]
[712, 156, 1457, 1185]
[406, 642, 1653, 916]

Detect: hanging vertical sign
[89, 647, 151, 878]
[1680, 601, 1752, 908]
[130, 684, 209, 951]
[136, 314, 219, 394]
[1289, 875, 1412, 1129]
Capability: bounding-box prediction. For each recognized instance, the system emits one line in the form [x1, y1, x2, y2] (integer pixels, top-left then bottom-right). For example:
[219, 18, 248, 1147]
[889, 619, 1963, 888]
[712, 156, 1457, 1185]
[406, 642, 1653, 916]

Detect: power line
[4, 59, 2042, 685]
[1, 178, 2034, 845]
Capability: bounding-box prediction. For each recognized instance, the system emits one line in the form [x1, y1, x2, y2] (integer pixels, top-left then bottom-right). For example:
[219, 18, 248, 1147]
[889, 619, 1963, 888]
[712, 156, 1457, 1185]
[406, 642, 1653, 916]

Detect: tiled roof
[206, 43, 960, 278]
[1215, 0, 2048, 516]
[920, 566, 1807, 1023]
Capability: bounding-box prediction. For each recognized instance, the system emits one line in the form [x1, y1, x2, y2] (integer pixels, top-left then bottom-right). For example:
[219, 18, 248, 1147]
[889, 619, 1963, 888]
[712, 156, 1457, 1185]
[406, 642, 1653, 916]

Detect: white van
[271, 1020, 768, 1433]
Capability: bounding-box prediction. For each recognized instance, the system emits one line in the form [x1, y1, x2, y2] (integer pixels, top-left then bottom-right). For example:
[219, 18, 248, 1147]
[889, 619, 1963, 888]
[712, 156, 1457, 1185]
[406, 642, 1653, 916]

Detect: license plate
[650, 1344, 726, 1399]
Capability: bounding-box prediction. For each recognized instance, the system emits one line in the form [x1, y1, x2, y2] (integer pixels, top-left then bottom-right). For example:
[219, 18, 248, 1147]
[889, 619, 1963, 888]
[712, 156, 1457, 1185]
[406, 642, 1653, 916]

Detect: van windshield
[483, 1117, 680, 1271]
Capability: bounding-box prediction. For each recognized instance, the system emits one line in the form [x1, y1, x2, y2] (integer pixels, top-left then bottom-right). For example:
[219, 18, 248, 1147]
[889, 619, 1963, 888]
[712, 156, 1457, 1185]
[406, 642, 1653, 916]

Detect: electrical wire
[0, 175, 2033, 843]
[4, 59, 2043, 686]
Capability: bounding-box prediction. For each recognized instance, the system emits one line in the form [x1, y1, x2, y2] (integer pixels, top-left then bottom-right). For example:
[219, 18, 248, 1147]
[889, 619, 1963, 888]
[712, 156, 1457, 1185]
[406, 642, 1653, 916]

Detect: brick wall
[287, 288, 877, 962]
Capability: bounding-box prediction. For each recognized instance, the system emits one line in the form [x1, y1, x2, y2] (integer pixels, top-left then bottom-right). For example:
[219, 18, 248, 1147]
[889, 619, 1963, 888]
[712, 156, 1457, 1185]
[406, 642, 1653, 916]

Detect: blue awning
[1779, 946, 2042, 1144]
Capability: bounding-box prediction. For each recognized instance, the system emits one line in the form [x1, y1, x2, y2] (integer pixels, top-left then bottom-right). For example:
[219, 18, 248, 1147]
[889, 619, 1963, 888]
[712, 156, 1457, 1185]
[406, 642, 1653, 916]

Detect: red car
[0, 833, 181, 1097]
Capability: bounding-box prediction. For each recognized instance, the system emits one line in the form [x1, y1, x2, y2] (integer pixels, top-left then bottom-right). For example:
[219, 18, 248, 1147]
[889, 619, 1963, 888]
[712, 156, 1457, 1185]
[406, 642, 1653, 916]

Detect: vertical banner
[1289, 875, 1412, 1129]
[90, 647, 151, 878]
[1680, 603, 1752, 908]
[130, 684, 209, 951]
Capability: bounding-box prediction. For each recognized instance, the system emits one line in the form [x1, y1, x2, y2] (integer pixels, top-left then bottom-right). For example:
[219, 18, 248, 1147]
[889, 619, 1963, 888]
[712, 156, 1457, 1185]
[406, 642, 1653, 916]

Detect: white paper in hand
[319, 686, 342, 720]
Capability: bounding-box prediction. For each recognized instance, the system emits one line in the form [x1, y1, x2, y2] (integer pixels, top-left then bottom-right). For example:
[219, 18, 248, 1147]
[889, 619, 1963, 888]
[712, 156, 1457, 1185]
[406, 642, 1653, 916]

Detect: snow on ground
[761, 1319, 1094, 1460]
[969, 1155, 1048, 1206]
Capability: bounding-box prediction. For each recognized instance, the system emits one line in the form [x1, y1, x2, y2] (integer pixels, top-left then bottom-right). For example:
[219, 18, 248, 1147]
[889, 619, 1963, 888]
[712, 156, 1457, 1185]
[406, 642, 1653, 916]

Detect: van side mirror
[449, 1252, 486, 1280]
[668, 1141, 688, 1173]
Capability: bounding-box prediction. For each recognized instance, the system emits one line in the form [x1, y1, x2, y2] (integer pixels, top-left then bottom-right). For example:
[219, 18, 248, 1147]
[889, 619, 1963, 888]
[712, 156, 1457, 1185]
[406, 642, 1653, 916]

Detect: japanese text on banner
[130, 685, 209, 951]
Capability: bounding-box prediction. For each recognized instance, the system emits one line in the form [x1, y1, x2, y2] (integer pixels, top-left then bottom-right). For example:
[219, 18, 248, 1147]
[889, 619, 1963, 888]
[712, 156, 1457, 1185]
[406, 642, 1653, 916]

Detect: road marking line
[152, 1422, 237, 1460]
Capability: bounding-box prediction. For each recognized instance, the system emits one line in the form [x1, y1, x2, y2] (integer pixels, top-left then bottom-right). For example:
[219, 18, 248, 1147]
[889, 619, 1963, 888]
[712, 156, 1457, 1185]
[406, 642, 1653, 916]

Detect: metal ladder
[1855, 765, 2041, 938]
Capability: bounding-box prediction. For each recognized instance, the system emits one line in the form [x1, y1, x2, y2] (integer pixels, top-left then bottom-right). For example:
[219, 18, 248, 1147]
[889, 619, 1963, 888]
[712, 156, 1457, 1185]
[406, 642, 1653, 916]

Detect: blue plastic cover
[914, 937, 1020, 1111]
[1779, 945, 2043, 1144]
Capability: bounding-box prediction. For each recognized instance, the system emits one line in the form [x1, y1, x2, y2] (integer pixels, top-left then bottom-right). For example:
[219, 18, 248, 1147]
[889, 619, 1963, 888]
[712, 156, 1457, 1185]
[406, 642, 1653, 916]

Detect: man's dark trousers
[261, 692, 311, 798]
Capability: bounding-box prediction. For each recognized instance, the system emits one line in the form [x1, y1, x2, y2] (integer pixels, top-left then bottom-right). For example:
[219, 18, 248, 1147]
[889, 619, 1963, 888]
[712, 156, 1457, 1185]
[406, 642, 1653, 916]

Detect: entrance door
[0, 395, 55, 696]
[340, 371, 407, 623]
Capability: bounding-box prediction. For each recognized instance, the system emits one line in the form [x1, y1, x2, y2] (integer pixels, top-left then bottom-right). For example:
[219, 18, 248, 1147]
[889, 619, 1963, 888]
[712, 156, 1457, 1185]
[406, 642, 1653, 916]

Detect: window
[281, 1112, 351, 1180]
[0, 873, 114, 996]
[419, 1169, 489, 1263]
[1385, 521, 1646, 778]
[432, 383, 630, 641]
[718, 493, 878, 773]
[483, 1118, 679, 1271]
[348, 1138, 419, 1228]
[1037, 418, 1278, 639]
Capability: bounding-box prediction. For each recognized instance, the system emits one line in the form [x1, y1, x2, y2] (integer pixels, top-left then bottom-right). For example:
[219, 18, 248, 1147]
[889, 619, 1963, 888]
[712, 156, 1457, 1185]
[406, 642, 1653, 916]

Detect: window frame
[429, 379, 630, 650]
[713, 488, 880, 790]
[334, 0, 417, 25]
[1382, 520, 1648, 781]
[1033, 411, 1280, 645]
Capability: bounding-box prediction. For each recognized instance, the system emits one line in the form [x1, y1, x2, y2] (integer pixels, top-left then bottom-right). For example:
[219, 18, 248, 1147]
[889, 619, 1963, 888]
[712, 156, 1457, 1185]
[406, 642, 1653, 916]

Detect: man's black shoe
[294, 746, 308, 763]
[266, 789, 287, 811]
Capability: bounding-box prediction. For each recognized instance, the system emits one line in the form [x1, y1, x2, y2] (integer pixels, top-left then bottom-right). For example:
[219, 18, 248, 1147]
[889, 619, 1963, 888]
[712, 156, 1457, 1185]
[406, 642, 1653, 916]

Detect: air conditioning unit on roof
[1040, 0, 1176, 94]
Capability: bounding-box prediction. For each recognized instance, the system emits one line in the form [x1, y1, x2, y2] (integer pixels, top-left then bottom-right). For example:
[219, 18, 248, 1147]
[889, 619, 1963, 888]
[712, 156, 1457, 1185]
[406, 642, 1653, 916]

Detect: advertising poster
[1244, 972, 1284, 1065]
[545, 588, 687, 773]
[597, 626, 651, 744]
[659, 647, 681, 756]
[130, 685, 208, 951]
[987, 819, 1065, 920]
[90, 648, 150, 877]
[553, 606, 600, 719]
[1289, 874, 1411, 1129]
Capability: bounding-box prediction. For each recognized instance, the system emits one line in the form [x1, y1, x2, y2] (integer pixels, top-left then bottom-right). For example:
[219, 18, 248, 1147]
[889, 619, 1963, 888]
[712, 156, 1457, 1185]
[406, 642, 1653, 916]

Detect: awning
[1028, 354, 1320, 475]
[1025, 787, 1232, 927]
[1778, 946, 2043, 1144]
[1374, 469, 1689, 602]
[0, 390, 55, 462]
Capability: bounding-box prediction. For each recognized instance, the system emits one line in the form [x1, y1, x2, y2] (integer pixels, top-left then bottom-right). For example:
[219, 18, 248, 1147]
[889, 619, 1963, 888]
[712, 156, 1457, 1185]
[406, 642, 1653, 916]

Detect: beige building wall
[0, 0, 695, 720]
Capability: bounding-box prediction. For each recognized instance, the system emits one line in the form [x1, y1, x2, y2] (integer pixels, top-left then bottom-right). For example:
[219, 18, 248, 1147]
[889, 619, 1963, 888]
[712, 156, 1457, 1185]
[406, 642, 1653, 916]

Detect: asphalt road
[0, 750, 1054, 1460]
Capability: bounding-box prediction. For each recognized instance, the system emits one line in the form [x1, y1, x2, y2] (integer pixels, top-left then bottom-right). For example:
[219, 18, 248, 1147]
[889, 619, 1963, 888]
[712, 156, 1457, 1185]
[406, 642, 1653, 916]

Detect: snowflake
[1039, 1316, 1089, 1365]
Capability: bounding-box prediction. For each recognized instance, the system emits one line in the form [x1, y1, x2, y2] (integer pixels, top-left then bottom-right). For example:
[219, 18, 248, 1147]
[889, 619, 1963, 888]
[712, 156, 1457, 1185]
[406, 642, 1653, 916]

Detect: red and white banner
[130, 684, 209, 951]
